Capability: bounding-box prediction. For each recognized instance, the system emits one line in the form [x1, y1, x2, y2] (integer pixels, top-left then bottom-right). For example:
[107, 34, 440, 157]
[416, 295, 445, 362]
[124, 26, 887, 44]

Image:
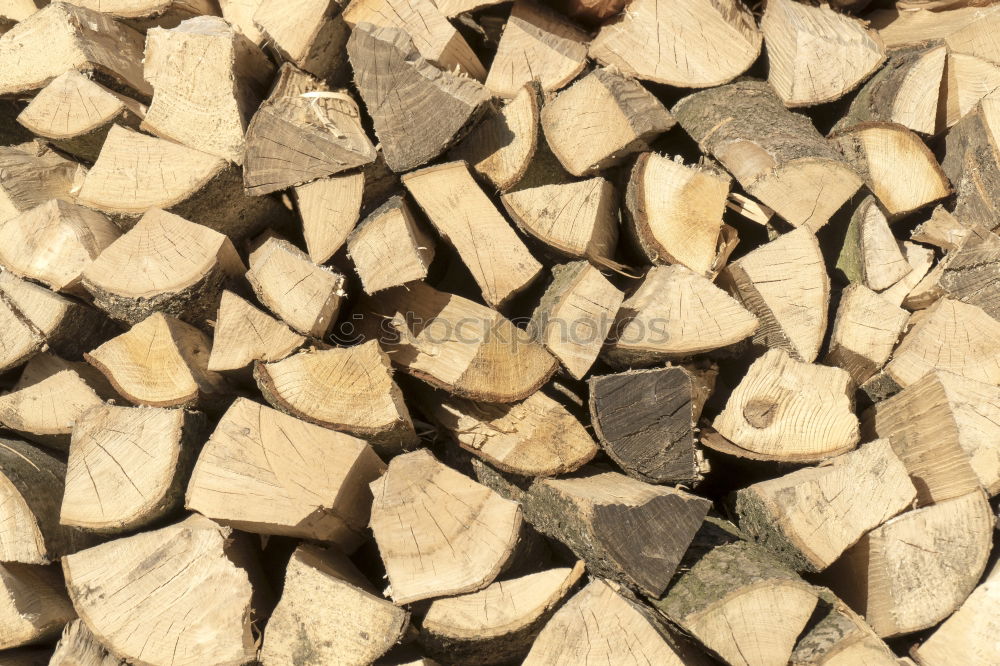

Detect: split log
[348, 24, 487, 172]
[206, 291, 305, 373]
[825, 283, 909, 386]
[253, 341, 418, 454]
[370, 449, 523, 604]
[0, 286, 45, 375]
[49, 619, 122, 666]
[261, 544, 408, 665]
[712, 348, 860, 462]
[719, 226, 829, 362]
[0, 563, 74, 650]
[790, 590, 898, 666]
[474, 462, 711, 597]
[421, 563, 584, 665]
[402, 162, 542, 306]
[915, 227, 1000, 320]
[0, 3, 150, 99]
[0, 437, 94, 563]
[62, 515, 261, 666]
[837, 196, 911, 291]
[880, 240, 935, 307]
[16, 70, 144, 161]
[60, 405, 205, 533]
[0, 145, 79, 224]
[293, 172, 364, 264]
[940, 52, 1000, 130]
[186, 397, 385, 547]
[540, 68, 675, 177]
[347, 196, 435, 294]
[590, 0, 761, 88]
[910, 205, 975, 251]
[218, 0, 264, 44]
[735, 440, 917, 572]
[61, 0, 218, 30]
[85, 312, 232, 409]
[871, 5, 1000, 64]
[673, 81, 863, 230]
[252, 0, 349, 81]
[141, 16, 273, 164]
[943, 98, 1000, 232]
[246, 237, 344, 338]
[726, 192, 775, 226]
[607, 264, 759, 366]
[588, 365, 708, 486]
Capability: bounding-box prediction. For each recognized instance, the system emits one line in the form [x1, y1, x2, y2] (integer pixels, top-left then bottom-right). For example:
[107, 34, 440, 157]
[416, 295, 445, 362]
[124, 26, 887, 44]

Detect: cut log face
[540, 68, 675, 177]
[62, 515, 260, 666]
[941, 52, 1000, 130]
[85, 313, 232, 409]
[252, 0, 349, 81]
[735, 440, 917, 572]
[825, 283, 909, 386]
[347, 196, 435, 294]
[294, 172, 364, 264]
[370, 449, 523, 604]
[825, 490, 993, 638]
[187, 397, 386, 547]
[790, 589, 898, 666]
[246, 237, 344, 339]
[837, 197, 912, 291]
[911, 205, 975, 252]
[762, 0, 885, 107]
[219, 0, 265, 44]
[207, 291, 305, 373]
[880, 240, 935, 307]
[0, 562, 75, 650]
[673, 81, 863, 230]
[927, 227, 1000, 321]
[0, 286, 44, 374]
[590, 0, 761, 88]
[0, 3, 150, 98]
[348, 23, 487, 173]
[720, 226, 830, 362]
[0, 145, 79, 224]
[422, 562, 584, 666]
[943, 99, 1000, 232]
[82, 208, 245, 327]
[713, 349, 860, 462]
[485, 1, 587, 98]
[261, 544, 408, 666]
[871, 5, 1000, 63]
[0, 364, 105, 450]
[49, 618, 122, 666]
[608, 264, 759, 366]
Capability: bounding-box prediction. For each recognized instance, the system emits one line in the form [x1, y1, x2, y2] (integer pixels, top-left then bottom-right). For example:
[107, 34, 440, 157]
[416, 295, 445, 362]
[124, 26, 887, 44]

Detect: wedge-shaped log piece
[608, 265, 759, 366]
[347, 196, 435, 294]
[720, 227, 829, 362]
[0, 3, 150, 98]
[370, 449, 523, 604]
[187, 397, 385, 546]
[0, 290, 44, 376]
[207, 291, 304, 373]
[254, 341, 418, 454]
[348, 24, 486, 172]
[881, 240, 935, 307]
[294, 172, 364, 264]
[0, 145, 79, 224]
[871, 5, 1000, 63]
[142, 16, 272, 165]
[0, 563, 75, 650]
[62, 0, 217, 29]
[49, 619, 122, 666]
[590, 0, 760, 88]
[825, 491, 993, 638]
[362, 282, 558, 402]
[261, 544, 408, 666]
[790, 589, 898, 666]
[837, 196, 911, 291]
[86, 313, 231, 409]
[63, 515, 260, 666]
[940, 52, 1000, 130]
[825, 284, 909, 386]
[541, 68, 674, 177]
[253, 0, 349, 81]
[0, 438, 94, 563]
[942, 99, 1000, 231]
[924, 227, 1000, 320]
[674, 81, 863, 230]
[714, 349, 860, 462]
[910, 205, 976, 252]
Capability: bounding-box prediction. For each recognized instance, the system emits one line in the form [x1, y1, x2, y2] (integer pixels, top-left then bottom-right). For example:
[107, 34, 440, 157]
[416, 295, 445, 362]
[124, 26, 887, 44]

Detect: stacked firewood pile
[0, 0, 998, 664]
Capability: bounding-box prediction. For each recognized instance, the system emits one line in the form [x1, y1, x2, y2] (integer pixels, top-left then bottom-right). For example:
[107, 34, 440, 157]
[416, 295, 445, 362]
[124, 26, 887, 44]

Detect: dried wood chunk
[942, 99, 1000, 232]
[880, 240, 935, 307]
[910, 205, 975, 251]
[790, 590, 898, 666]
[871, 5, 1000, 64]
[825, 283, 909, 386]
[0, 562, 75, 650]
[49, 618, 122, 666]
[921, 227, 1000, 320]
[207, 291, 305, 373]
[253, 0, 350, 81]
[0, 145, 79, 224]
[293, 172, 364, 264]
[347, 196, 435, 294]
[62, 0, 218, 30]
[837, 197, 912, 291]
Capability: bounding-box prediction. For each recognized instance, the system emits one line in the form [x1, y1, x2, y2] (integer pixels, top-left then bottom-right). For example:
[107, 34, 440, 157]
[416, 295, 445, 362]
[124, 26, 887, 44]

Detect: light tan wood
[837, 196, 912, 291]
[431, 0, 505, 15]
[261, 544, 409, 665]
[590, 0, 761, 88]
[871, 5, 1000, 64]
[541, 68, 675, 177]
[293, 172, 364, 264]
[726, 193, 775, 226]
[0, 562, 74, 650]
[219, 0, 264, 44]
[347, 196, 435, 294]
[207, 290, 305, 373]
[49, 618, 122, 666]
[912, 226, 1000, 320]
[790, 590, 898, 666]
[370, 448, 523, 604]
[187, 397, 385, 546]
[825, 284, 909, 386]
[880, 241, 935, 307]
[0, 1, 48, 23]
[62, 515, 260, 666]
[252, 0, 349, 81]
[911, 206, 975, 251]
[941, 52, 1000, 130]
[63, 0, 218, 29]
[942, 97, 1000, 232]
[0, 145, 79, 225]
[0, 284, 44, 375]
[714, 348, 859, 462]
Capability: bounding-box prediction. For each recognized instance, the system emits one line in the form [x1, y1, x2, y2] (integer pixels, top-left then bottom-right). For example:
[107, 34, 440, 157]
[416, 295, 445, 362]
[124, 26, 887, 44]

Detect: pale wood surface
[294, 172, 364, 264]
[207, 291, 305, 372]
[347, 195, 435, 294]
[252, 0, 349, 81]
[825, 283, 909, 386]
[838, 196, 912, 292]
[0, 562, 75, 650]
[0, 145, 79, 224]
[0, 364, 105, 450]
[49, 618, 123, 666]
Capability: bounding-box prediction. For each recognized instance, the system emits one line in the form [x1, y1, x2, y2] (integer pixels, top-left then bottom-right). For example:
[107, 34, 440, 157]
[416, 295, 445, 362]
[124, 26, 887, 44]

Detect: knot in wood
[744, 398, 778, 428]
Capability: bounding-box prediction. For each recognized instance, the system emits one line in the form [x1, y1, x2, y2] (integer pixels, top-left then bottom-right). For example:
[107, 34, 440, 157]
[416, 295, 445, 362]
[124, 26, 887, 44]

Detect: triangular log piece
[825, 283, 909, 386]
[246, 237, 344, 339]
[712, 348, 859, 462]
[62, 515, 261, 666]
[719, 226, 829, 362]
[941, 52, 1000, 130]
[370, 449, 523, 604]
[673, 81, 863, 230]
[49, 619, 122, 666]
[348, 24, 487, 172]
[402, 162, 542, 307]
[252, 0, 350, 81]
[880, 240, 935, 307]
[790, 589, 898, 666]
[293, 171, 364, 264]
[735, 440, 917, 572]
[590, 0, 761, 88]
[14, 352, 119, 399]
[921, 227, 1000, 320]
[58, 0, 218, 31]
[85, 312, 232, 410]
[607, 264, 759, 366]
[186, 397, 385, 547]
[910, 205, 975, 251]
[61, 405, 206, 533]
[823, 490, 993, 638]
[941, 99, 1000, 231]
[540, 68, 675, 177]
[261, 544, 408, 665]
[474, 461, 711, 597]
[219, 0, 265, 44]
[253, 341, 418, 455]
[870, 5, 1000, 63]
[588, 365, 707, 485]
[837, 196, 911, 291]
[141, 16, 273, 165]
[347, 195, 435, 295]
[0, 145, 79, 224]
[207, 291, 305, 373]
[16, 70, 144, 161]
[0, 285, 44, 375]
[0, 563, 75, 651]
[0, 437, 95, 563]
